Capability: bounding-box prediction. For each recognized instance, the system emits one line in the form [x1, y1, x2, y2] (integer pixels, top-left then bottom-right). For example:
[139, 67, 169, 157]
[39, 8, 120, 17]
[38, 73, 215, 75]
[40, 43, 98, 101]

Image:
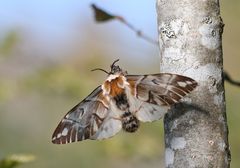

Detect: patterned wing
[126, 73, 197, 122]
[52, 86, 122, 144]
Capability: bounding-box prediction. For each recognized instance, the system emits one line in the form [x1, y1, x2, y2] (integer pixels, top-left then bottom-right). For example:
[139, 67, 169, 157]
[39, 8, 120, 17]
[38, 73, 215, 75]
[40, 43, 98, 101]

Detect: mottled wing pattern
[126, 73, 197, 122]
[52, 86, 122, 144]
[133, 101, 169, 122]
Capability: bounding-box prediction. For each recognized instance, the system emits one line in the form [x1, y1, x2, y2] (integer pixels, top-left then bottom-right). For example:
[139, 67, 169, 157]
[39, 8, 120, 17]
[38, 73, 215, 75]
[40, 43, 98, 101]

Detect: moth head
[91, 59, 128, 76]
[109, 59, 125, 74]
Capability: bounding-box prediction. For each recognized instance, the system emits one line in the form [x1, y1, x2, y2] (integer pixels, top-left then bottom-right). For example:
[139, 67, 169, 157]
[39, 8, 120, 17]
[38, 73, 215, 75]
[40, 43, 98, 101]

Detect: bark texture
[156, 0, 231, 167]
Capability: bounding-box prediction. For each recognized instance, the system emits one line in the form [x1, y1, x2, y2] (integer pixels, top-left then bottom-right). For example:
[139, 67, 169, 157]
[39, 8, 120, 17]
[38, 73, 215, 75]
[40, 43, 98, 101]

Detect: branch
[223, 71, 240, 86]
[91, 4, 158, 45]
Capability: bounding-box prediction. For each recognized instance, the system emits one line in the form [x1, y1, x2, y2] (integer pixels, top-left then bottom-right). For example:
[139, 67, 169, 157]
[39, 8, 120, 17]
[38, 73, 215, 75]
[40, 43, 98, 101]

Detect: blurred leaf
[91, 4, 116, 22]
[0, 154, 35, 168]
[0, 31, 19, 57]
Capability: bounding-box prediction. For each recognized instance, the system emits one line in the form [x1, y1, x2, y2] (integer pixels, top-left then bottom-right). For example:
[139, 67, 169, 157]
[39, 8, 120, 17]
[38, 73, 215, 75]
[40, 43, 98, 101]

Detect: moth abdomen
[121, 111, 139, 133]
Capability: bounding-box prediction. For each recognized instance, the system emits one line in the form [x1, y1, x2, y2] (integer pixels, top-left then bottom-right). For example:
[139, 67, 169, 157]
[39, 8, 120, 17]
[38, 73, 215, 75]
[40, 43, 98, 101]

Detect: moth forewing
[52, 86, 120, 144]
[125, 73, 197, 122]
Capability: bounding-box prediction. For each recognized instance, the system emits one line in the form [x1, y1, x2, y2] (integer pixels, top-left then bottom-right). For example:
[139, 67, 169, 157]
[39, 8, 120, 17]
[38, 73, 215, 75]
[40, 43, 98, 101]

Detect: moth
[52, 60, 197, 144]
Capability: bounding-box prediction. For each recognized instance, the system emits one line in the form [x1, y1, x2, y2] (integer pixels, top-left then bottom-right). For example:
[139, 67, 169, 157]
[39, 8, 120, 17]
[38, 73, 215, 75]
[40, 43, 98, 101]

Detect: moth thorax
[114, 93, 129, 111]
[121, 111, 139, 133]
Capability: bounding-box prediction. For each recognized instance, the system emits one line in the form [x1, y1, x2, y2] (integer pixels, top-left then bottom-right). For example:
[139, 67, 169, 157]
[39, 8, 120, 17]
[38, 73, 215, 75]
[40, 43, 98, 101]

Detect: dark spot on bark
[211, 30, 216, 37]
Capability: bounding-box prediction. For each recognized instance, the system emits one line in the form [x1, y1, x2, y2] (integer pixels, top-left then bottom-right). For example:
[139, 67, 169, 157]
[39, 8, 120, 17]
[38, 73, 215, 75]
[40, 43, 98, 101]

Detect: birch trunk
[156, 0, 231, 167]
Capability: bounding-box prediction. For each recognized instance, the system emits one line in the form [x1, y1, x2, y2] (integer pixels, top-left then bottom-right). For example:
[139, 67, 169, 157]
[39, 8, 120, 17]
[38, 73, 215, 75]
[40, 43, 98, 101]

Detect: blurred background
[0, 0, 239, 168]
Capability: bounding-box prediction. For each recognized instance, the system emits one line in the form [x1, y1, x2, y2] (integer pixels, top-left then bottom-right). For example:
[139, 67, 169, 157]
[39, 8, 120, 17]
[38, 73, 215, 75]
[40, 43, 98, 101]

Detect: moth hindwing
[52, 60, 197, 144]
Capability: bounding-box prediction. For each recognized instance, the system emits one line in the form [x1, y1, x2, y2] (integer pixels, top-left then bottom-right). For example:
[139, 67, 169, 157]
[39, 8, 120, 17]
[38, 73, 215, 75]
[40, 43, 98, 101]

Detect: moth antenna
[91, 68, 110, 74]
[111, 59, 120, 68]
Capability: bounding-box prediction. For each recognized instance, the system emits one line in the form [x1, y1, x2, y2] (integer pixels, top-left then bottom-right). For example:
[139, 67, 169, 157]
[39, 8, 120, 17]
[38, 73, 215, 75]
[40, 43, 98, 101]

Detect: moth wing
[132, 99, 169, 122]
[52, 86, 122, 144]
[126, 73, 197, 122]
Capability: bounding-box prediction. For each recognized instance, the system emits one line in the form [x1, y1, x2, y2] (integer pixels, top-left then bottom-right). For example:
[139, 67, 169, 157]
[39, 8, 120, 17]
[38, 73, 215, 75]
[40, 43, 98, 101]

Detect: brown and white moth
[52, 60, 197, 144]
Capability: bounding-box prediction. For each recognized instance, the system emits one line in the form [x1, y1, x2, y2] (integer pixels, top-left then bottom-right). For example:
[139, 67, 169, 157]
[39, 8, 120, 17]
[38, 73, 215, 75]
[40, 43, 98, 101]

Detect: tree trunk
[156, 0, 231, 167]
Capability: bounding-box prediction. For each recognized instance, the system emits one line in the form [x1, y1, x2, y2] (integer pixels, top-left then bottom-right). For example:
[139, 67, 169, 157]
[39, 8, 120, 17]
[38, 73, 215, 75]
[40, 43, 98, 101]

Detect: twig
[91, 4, 158, 45]
[223, 71, 240, 87]
[115, 16, 158, 45]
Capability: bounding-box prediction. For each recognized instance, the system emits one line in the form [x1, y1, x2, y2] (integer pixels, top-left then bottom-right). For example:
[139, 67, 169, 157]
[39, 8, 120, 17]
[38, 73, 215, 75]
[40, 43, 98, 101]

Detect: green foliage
[0, 31, 19, 58]
[0, 154, 35, 168]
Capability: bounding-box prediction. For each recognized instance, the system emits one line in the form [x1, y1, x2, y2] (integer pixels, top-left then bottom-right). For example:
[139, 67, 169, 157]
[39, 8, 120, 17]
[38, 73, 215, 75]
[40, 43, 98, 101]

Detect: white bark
[156, 0, 231, 167]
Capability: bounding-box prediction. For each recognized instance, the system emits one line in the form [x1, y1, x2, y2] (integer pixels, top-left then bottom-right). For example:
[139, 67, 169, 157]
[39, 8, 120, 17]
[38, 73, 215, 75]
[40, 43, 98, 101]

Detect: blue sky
[0, 0, 158, 64]
[0, 1, 157, 49]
